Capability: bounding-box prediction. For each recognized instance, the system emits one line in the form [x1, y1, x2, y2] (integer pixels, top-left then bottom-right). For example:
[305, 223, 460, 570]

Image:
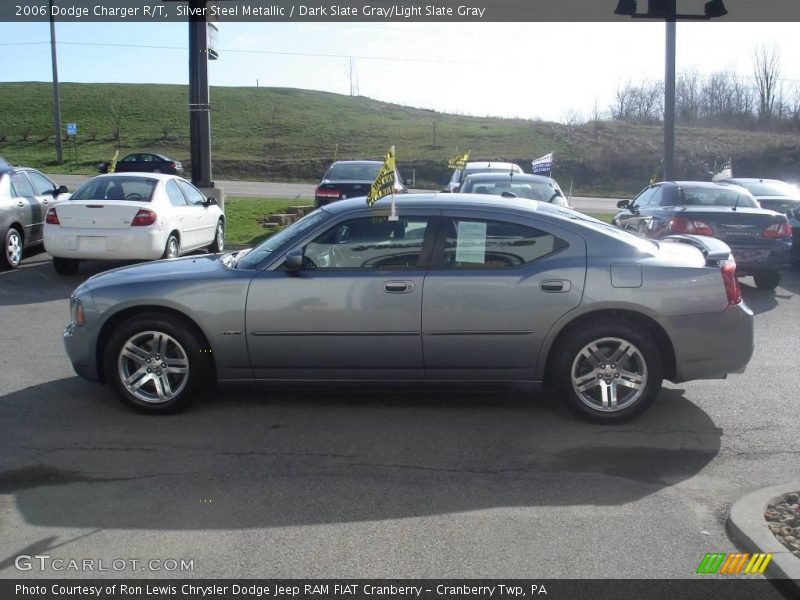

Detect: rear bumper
[729, 240, 791, 273]
[45, 227, 167, 260]
[658, 302, 754, 383]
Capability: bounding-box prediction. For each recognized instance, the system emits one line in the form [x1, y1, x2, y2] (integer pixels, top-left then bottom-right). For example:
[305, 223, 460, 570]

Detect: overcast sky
[2, 21, 799, 122]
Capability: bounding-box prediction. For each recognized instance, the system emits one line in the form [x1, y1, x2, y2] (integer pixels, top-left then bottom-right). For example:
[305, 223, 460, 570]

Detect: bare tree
[611, 81, 634, 120]
[109, 96, 125, 147]
[753, 45, 781, 122]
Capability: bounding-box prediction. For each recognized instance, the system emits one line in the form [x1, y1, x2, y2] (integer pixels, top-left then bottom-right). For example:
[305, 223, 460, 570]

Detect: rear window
[735, 180, 799, 197]
[325, 163, 381, 181]
[69, 177, 157, 202]
[465, 179, 558, 201]
[679, 187, 758, 208]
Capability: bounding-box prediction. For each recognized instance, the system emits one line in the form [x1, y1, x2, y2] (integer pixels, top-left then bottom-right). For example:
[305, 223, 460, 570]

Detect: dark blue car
[613, 181, 792, 289]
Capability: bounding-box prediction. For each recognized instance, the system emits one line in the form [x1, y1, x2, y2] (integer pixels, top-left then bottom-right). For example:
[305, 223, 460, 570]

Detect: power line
[0, 40, 474, 65]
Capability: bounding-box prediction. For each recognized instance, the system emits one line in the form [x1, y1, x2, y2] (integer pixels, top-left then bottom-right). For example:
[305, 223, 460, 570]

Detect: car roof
[322, 192, 566, 217]
[723, 178, 783, 184]
[329, 160, 382, 166]
[662, 180, 749, 190]
[88, 173, 178, 182]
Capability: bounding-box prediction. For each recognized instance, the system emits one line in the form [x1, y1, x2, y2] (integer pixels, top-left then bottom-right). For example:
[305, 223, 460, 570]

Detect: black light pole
[616, 0, 727, 182]
[188, 0, 213, 189]
[48, 0, 63, 165]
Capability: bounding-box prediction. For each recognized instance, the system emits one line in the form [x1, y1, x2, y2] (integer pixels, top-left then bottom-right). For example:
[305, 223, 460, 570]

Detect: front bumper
[658, 301, 754, 383]
[64, 319, 102, 383]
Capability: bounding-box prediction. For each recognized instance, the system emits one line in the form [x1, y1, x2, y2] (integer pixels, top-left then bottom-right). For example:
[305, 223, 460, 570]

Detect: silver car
[63, 194, 754, 422]
[1, 166, 69, 269]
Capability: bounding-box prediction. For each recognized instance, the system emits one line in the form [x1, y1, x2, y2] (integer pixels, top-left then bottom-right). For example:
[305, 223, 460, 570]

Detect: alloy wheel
[117, 331, 189, 404]
[570, 337, 648, 412]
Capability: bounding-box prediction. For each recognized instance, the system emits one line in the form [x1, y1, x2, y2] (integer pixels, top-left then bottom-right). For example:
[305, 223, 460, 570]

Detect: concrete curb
[727, 482, 800, 586]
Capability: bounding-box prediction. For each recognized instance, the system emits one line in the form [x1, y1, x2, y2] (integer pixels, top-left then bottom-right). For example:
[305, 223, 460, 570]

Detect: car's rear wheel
[104, 313, 210, 414]
[554, 320, 663, 422]
[1, 227, 23, 270]
[162, 234, 179, 259]
[208, 219, 224, 253]
[52, 257, 80, 275]
[753, 270, 781, 290]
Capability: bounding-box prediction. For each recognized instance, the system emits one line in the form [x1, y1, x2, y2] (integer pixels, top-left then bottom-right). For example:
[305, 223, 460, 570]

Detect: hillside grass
[2, 82, 800, 195]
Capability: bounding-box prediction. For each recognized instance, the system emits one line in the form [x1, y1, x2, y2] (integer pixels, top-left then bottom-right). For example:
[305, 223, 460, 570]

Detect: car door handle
[17, 201, 24, 207]
[384, 280, 415, 293]
[541, 279, 571, 293]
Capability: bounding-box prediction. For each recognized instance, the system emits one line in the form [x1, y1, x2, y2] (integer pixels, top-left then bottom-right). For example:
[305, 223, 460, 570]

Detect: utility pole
[663, 1, 676, 181]
[48, 0, 63, 165]
[188, 0, 213, 189]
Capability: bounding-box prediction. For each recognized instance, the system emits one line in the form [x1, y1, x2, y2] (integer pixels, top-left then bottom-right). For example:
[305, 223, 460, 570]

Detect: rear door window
[26, 171, 57, 195]
[176, 180, 206, 206]
[9, 172, 35, 197]
[439, 218, 567, 269]
[166, 180, 189, 206]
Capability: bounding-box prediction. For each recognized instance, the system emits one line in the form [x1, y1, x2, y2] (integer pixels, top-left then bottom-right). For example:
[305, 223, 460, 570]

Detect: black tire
[52, 257, 80, 275]
[103, 312, 211, 414]
[1, 227, 23, 270]
[162, 234, 179, 259]
[753, 270, 781, 290]
[553, 319, 664, 423]
[208, 219, 224, 253]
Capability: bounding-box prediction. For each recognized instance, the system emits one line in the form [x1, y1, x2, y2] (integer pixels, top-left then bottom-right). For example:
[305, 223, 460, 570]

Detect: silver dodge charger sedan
[63, 193, 754, 422]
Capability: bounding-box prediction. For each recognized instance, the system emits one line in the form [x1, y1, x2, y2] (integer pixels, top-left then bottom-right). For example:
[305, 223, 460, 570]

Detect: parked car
[315, 160, 407, 208]
[99, 153, 184, 175]
[460, 172, 569, 206]
[717, 178, 800, 213]
[63, 193, 753, 422]
[718, 178, 800, 263]
[1, 165, 69, 269]
[445, 161, 524, 192]
[613, 181, 792, 289]
[44, 173, 224, 275]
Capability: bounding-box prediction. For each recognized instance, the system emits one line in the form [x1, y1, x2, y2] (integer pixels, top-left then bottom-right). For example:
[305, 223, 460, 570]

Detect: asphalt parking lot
[0, 250, 798, 584]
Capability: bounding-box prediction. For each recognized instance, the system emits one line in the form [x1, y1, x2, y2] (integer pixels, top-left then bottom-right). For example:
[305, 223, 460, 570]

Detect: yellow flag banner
[448, 151, 469, 170]
[109, 150, 120, 174]
[366, 146, 396, 207]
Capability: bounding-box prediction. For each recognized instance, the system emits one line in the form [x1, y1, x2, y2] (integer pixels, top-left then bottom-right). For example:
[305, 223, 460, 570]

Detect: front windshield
[236, 209, 328, 269]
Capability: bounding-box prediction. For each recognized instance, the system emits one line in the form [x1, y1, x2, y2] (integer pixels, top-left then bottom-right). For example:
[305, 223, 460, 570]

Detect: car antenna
[732, 193, 740, 212]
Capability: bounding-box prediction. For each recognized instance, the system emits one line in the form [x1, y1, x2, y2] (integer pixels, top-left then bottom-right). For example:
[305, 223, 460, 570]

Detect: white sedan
[44, 173, 225, 275]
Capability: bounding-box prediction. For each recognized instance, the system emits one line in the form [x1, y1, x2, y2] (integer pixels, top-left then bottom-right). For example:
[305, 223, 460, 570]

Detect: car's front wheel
[52, 257, 80, 275]
[104, 313, 210, 413]
[554, 319, 663, 422]
[1, 227, 23, 270]
[753, 270, 781, 290]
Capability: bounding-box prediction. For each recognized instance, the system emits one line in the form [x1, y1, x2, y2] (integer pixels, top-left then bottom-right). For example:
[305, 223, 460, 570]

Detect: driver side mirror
[53, 185, 69, 196]
[285, 248, 304, 271]
[203, 197, 217, 206]
[617, 200, 630, 209]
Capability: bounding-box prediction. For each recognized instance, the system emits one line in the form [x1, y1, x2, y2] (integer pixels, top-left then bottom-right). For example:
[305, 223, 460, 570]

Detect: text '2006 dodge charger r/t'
[63, 194, 754, 422]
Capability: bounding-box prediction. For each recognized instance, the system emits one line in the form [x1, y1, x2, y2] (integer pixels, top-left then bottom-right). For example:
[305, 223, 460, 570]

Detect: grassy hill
[2, 82, 800, 195]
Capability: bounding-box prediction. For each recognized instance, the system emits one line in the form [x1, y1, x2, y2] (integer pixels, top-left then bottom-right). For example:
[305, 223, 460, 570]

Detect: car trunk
[317, 181, 373, 200]
[54, 200, 149, 229]
[672, 206, 784, 243]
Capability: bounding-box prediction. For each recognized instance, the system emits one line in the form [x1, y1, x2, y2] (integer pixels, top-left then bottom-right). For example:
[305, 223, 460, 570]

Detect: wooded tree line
[610, 46, 800, 129]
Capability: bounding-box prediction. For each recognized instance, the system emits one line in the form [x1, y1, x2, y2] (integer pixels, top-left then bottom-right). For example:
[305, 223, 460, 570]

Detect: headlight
[69, 295, 85, 326]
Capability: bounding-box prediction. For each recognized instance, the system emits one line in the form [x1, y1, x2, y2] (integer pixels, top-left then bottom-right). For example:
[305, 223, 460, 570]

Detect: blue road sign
[66, 123, 77, 136]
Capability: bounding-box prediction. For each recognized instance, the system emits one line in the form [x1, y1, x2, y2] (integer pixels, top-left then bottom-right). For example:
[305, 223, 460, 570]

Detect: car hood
[81, 254, 227, 290]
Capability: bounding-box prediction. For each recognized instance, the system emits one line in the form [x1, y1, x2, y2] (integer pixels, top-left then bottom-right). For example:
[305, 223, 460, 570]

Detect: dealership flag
[109, 150, 119, 174]
[367, 146, 399, 220]
[448, 150, 470, 170]
[711, 159, 733, 182]
[531, 152, 554, 174]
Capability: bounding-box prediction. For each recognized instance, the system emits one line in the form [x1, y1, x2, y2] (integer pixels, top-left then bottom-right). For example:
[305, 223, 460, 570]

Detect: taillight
[720, 258, 742, 305]
[762, 220, 792, 239]
[315, 186, 340, 199]
[170, 162, 178, 169]
[131, 209, 157, 226]
[46, 207, 60, 225]
[669, 216, 713, 236]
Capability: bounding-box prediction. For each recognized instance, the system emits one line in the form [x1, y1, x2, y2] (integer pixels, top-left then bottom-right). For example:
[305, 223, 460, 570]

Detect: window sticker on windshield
[455, 221, 487, 263]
